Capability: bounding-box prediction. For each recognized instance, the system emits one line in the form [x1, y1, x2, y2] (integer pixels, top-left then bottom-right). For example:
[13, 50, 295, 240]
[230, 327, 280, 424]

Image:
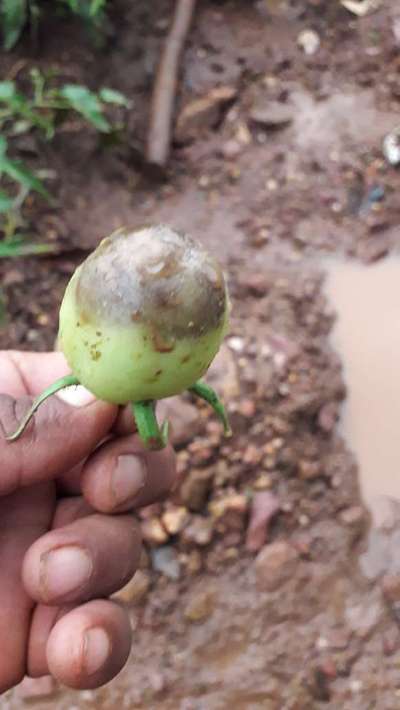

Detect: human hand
[0, 350, 176, 692]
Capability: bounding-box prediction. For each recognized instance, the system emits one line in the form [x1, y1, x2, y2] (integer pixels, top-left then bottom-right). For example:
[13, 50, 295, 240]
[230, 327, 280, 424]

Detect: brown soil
[2, 1, 400, 708]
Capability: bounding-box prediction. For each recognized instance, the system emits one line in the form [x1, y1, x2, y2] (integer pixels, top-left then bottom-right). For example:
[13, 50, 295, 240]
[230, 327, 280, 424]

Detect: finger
[0, 483, 54, 693]
[56, 461, 86, 497]
[113, 405, 138, 436]
[52, 496, 94, 528]
[0, 394, 117, 496]
[22, 513, 141, 605]
[0, 351, 70, 397]
[27, 498, 94, 678]
[46, 600, 132, 689]
[81, 433, 177, 513]
[27, 604, 68, 678]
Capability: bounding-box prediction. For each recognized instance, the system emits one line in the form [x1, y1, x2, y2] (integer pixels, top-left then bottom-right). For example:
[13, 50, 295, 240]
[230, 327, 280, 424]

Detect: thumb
[0, 387, 117, 496]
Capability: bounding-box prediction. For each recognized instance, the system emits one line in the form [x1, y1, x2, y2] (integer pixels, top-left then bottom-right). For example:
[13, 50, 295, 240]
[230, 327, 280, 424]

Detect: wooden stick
[146, 0, 197, 171]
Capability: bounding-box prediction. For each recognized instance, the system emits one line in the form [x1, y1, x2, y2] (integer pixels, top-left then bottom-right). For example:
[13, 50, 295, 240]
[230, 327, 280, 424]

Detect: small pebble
[184, 587, 217, 622]
[221, 139, 243, 160]
[382, 574, 400, 603]
[180, 468, 214, 512]
[185, 549, 203, 573]
[141, 517, 169, 545]
[239, 399, 257, 417]
[151, 546, 181, 581]
[227, 336, 245, 352]
[339, 506, 365, 527]
[297, 29, 320, 55]
[350, 679, 363, 693]
[246, 491, 280, 552]
[209, 494, 248, 518]
[161, 506, 189, 535]
[383, 129, 400, 166]
[255, 541, 298, 591]
[182, 516, 214, 546]
[113, 570, 150, 604]
[253, 473, 273, 490]
[298, 460, 321, 480]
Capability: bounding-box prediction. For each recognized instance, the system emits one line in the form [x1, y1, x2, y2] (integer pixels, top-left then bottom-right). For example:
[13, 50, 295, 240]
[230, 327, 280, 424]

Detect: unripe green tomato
[58, 225, 229, 404]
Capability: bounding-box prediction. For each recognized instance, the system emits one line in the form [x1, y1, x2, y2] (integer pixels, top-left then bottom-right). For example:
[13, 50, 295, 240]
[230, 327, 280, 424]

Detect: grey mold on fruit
[74, 225, 227, 345]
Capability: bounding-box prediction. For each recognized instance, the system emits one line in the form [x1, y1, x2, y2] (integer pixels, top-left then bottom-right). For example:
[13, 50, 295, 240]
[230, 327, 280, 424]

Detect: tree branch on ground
[146, 0, 197, 174]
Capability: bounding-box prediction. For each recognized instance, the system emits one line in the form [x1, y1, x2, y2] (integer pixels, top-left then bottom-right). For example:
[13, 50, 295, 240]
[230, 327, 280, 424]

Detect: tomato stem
[189, 380, 232, 436]
[5, 374, 80, 442]
[132, 401, 169, 450]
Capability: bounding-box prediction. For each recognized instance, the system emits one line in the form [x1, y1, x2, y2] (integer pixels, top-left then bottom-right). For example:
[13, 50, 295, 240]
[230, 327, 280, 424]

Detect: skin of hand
[0, 350, 176, 692]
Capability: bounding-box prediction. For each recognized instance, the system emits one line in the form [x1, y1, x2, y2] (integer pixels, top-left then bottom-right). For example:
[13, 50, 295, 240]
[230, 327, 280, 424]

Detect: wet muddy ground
[2, 0, 400, 707]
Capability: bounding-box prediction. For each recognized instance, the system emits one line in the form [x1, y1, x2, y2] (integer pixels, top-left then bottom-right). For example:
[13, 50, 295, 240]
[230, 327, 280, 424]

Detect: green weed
[1, 0, 108, 50]
[0, 69, 130, 250]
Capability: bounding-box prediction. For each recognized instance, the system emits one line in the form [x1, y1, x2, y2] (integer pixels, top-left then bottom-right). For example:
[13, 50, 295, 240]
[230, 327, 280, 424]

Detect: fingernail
[56, 385, 97, 407]
[82, 627, 111, 675]
[41, 546, 93, 599]
[113, 455, 147, 506]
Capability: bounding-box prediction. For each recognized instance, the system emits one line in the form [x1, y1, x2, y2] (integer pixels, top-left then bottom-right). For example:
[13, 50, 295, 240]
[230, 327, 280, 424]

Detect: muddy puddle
[325, 257, 400, 530]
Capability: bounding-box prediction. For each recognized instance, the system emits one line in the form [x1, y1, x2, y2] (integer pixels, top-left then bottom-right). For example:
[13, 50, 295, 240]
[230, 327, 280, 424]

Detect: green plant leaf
[1, 0, 27, 50]
[0, 81, 16, 101]
[29, 0, 41, 44]
[0, 156, 50, 199]
[99, 87, 131, 108]
[7, 92, 33, 116]
[89, 0, 106, 18]
[11, 94, 55, 136]
[0, 238, 53, 257]
[62, 0, 79, 13]
[0, 190, 14, 212]
[0, 135, 8, 160]
[60, 0, 106, 20]
[0, 135, 47, 194]
[30, 67, 46, 104]
[10, 119, 32, 135]
[59, 84, 110, 132]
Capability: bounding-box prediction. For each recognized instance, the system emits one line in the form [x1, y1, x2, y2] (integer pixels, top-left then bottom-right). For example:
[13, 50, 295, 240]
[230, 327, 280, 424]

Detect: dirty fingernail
[41, 546, 93, 599]
[82, 627, 111, 675]
[113, 455, 147, 506]
[56, 385, 97, 407]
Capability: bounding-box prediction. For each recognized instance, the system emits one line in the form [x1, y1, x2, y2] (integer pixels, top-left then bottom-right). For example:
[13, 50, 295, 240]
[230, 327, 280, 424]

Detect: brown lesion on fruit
[74, 225, 228, 340]
[139, 251, 181, 281]
[131, 310, 142, 322]
[154, 290, 173, 309]
[151, 330, 175, 353]
[89, 339, 102, 361]
[181, 354, 191, 364]
[79, 308, 91, 325]
[145, 369, 163, 384]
